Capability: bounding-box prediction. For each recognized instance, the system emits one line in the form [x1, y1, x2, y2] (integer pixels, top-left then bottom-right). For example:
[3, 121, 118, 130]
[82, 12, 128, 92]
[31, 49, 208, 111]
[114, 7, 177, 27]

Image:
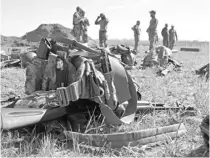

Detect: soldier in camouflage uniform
[80, 11, 90, 43]
[169, 25, 178, 50]
[131, 21, 141, 52]
[161, 24, 169, 47]
[95, 13, 109, 47]
[72, 7, 84, 42]
[147, 10, 158, 50]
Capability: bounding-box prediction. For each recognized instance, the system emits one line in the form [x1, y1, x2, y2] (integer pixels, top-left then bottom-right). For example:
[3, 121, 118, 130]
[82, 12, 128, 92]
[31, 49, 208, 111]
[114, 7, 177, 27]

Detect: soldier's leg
[102, 31, 108, 48]
[76, 32, 81, 42]
[74, 26, 81, 42]
[149, 34, 155, 50]
[134, 35, 137, 50]
[169, 40, 172, 50]
[99, 31, 103, 47]
[171, 40, 175, 50]
[85, 33, 88, 43]
[83, 32, 88, 43]
[149, 35, 152, 50]
[166, 38, 169, 48]
[134, 35, 139, 51]
[163, 38, 166, 46]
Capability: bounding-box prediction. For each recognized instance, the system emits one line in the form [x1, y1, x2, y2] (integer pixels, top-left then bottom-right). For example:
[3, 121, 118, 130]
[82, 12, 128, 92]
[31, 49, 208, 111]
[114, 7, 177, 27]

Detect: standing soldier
[95, 13, 109, 47]
[161, 24, 169, 47]
[72, 7, 84, 42]
[80, 11, 90, 43]
[169, 25, 178, 50]
[131, 20, 141, 52]
[146, 10, 158, 50]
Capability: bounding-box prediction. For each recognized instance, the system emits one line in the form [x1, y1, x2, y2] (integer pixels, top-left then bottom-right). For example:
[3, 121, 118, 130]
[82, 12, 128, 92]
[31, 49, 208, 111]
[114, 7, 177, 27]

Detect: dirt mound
[1, 24, 97, 47]
[22, 24, 72, 42]
[21, 24, 97, 47]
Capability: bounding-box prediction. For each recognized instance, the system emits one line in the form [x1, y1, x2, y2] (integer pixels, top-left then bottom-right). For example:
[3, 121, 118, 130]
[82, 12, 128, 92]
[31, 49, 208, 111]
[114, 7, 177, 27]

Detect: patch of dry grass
[1, 48, 209, 157]
[1, 67, 26, 99]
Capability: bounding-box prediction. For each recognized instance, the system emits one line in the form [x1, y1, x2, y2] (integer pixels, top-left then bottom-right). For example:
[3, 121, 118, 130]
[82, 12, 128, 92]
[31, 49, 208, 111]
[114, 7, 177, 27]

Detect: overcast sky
[1, 0, 210, 41]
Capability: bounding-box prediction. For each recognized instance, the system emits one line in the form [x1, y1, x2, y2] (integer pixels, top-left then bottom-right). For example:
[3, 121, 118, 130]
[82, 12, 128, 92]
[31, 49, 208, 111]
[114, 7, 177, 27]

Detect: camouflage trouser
[99, 31, 108, 47]
[73, 25, 82, 42]
[134, 35, 140, 51]
[169, 39, 175, 50]
[149, 32, 157, 50]
[82, 30, 88, 43]
[163, 37, 169, 48]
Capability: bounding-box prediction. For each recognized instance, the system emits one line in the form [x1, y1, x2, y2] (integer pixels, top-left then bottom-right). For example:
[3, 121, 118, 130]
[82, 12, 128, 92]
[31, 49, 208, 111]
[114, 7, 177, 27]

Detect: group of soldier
[72, 7, 90, 44]
[132, 10, 178, 52]
[161, 24, 178, 50]
[72, 7, 178, 52]
[72, 6, 109, 47]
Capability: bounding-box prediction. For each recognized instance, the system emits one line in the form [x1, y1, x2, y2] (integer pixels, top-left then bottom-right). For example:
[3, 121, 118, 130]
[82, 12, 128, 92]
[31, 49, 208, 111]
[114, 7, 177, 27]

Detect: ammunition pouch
[25, 57, 48, 95]
[42, 53, 58, 91]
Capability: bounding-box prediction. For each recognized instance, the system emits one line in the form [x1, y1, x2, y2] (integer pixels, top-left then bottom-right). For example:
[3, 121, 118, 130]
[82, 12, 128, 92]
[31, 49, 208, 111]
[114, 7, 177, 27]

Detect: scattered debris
[109, 44, 137, 67]
[0, 59, 21, 69]
[200, 115, 209, 148]
[196, 63, 209, 80]
[141, 45, 182, 76]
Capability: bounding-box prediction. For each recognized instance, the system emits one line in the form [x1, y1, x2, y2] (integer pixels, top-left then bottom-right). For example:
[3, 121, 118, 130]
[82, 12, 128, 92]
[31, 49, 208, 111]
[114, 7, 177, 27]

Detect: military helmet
[149, 10, 156, 14]
[100, 13, 105, 18]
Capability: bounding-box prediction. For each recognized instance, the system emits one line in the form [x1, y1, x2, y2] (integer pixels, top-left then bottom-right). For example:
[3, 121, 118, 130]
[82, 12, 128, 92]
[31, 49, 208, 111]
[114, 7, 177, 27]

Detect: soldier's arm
[105, 18, 109, 24]
[138, 28, 141, 34]
[131, 25, 135, 31]
[73, 13, 83, 25]
[86, 18, 90, 26]
[175, 31, 178, 41]
[161, 28, 164, 37]
[147, 21, 151, 32]
[95, 16, 101, 25]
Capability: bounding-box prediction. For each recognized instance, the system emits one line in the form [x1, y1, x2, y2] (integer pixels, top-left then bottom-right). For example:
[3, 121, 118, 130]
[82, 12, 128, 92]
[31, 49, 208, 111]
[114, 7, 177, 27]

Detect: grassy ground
[0, 45, 209, 157]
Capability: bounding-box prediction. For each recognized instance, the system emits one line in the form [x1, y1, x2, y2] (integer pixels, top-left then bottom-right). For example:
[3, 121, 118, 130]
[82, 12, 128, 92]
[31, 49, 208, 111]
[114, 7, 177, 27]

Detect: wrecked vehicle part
[19, 51, 37, 68]
[0, 59, 21, 69]
[2, 37, 138, 128]
[1, 38, 188, 148]
[109, 44, 137, 68]
[1, 98, 195, 130]
[196, 63, 209, 80]
[200, 115, 209, 148]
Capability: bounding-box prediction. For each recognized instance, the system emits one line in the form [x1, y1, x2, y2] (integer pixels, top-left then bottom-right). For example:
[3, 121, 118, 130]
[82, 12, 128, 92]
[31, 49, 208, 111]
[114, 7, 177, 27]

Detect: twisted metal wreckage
[0, 37, 204, 148]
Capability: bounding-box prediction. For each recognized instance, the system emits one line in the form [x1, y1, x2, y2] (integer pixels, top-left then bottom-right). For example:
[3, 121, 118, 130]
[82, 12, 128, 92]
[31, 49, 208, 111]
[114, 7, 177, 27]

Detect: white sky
[1, 0, 210, 41]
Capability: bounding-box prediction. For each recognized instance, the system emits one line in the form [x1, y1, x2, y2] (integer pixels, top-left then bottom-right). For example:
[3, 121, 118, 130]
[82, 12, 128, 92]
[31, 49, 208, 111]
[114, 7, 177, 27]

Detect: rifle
[1, 100, 195, 130]
[52, 36, 101, 55]
[122, 100, 195, 113]
[52, 36, 134, 68]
